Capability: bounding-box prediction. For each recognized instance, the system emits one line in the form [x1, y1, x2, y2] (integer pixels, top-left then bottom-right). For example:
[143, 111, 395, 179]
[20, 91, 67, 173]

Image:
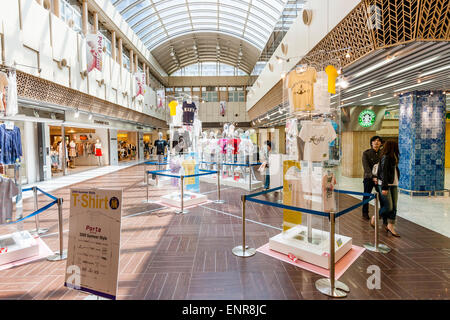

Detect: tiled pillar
[398, 90, 446, 194]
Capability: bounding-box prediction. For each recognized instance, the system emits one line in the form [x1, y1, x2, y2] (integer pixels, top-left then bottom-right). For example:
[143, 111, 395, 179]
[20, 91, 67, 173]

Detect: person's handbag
[372, 162, 379, 177]
[258, 162, 267, 173]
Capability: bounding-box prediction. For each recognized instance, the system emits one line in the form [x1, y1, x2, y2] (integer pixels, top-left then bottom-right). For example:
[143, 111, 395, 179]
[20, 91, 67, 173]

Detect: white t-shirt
[172, 104, 183, 126]
[0, 176, 19, 224]
[313, 71, 331, 114]
[298, 121, 336, 162]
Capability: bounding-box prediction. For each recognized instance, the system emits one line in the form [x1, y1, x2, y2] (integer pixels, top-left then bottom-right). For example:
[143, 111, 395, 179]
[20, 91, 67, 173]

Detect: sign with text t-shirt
[182, 101, 197, 125]
[65, 188, 122, 300]
[298, 121, 336, 162]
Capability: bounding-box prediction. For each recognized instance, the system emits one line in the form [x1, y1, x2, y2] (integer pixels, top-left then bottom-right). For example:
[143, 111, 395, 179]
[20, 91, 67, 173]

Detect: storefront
[117, 131, 138, 162]
[49, 125, 109, 178]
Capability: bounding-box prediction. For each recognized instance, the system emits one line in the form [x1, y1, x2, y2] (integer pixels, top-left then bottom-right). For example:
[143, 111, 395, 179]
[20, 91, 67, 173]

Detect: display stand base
[269, 225, 352, 269]
[315, 278, 349, 298]
[30, 228, 49, 236]
[200, 176, 263, 191]
[232, 245, 256, 257]
[363, 243, 391, 253]
[0, 231, 40, 266]
[213, 200, 225, 204]
[161, 192, 207, 208]
[47, 250, 68, 261]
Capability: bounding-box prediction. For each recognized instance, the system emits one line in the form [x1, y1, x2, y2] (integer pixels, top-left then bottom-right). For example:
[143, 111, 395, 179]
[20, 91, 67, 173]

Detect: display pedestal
[0, 231, 40, 266]
[200, 176, 263, 191]
[161, 192, 207, 208]
[269, 225, 352, 269]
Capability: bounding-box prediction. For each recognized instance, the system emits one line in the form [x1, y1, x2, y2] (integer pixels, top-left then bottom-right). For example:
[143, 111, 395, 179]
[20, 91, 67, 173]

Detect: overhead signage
[64, 188, 122, 300]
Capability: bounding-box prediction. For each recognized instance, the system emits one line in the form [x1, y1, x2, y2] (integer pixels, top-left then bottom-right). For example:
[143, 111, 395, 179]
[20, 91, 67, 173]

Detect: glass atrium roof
[112, 0, 288, 51]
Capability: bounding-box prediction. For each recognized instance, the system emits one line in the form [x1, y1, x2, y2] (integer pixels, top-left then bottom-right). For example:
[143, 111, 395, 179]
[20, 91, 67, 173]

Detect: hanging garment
[69, 142, 77, 157]
[298, 121, 337, 162]
[0, 176, 19, 224]
[6, 71, 18, 117]
[287, 67, 317, 112]
[0, 124, 23, 165]
[313, 70, 331, 113]
[182, 101, 197, 125]
[95, 143, 102, 156]
[325, 65, 338, 94]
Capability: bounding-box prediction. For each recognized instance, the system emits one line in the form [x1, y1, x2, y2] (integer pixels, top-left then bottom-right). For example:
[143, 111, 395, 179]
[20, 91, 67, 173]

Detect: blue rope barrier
[145, 161, 168, 166]
[246, 197, 331, 218]
[147, 169, 218, 179]
[222, 162, 262, 167]
[246, 186, 283, 198]
[200, 161, 217, 165]
[147, 170, 181, 178]
[335, 196, 375, 218]
[22, 187, 33, 192]
[7, 200, 58, 224]
[334, 189, 375, 198]
[36, 188, 58, 201]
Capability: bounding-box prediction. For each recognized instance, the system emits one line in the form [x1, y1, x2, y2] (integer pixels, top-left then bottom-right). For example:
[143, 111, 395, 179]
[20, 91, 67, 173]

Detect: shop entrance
[50, 126, 108, 177]
[143, 133, 152, 160]
[117, 131, 138, 162]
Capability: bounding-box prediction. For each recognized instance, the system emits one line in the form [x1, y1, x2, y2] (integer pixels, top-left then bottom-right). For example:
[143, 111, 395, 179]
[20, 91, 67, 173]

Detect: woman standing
[373, 140, 400, 237]
[260, 140, 272, 190]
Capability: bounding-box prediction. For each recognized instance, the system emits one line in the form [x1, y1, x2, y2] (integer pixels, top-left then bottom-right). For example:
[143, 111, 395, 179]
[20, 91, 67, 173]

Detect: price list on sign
[64, 188, 122, 300]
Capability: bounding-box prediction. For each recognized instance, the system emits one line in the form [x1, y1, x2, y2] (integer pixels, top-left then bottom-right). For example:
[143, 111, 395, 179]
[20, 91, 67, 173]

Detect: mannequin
[95, 139, 102, 166]
[209, 131, 219, 171]
[199, 131, 208, 166]
[69, 140, 77, 168]
[154, 132, 168, 165]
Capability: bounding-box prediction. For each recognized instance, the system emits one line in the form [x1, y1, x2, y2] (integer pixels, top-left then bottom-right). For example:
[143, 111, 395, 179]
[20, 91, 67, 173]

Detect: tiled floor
[0, 164, 448, 300]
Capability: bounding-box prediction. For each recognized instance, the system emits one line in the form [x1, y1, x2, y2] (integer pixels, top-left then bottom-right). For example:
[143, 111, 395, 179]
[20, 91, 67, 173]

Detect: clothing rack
[0, 162, 23, 227]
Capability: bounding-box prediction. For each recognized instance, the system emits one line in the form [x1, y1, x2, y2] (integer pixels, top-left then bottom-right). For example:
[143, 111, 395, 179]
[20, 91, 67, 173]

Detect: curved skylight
[112, 0, 288, 51]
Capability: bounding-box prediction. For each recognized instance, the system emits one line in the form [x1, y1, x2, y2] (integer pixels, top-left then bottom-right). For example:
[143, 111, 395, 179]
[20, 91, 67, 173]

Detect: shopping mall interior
[0, 0, 448, 304]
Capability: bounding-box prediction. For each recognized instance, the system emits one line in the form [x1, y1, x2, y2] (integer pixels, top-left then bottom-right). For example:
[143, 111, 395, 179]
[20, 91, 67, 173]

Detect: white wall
[0, 0, 168, 122]
[198, 102, 248, 123]
[246, 0, 361, 111]
[24, 121, 38, 184]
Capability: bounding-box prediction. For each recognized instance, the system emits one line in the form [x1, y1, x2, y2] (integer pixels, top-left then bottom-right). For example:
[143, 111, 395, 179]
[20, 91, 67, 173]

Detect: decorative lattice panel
[416, 0, 450, 40]
[16, 71, 167, 128]
[299, 2, 375, 70]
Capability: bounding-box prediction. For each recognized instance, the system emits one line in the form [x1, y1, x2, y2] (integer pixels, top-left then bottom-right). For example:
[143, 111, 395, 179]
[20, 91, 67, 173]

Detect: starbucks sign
[358, 109, 376, 128]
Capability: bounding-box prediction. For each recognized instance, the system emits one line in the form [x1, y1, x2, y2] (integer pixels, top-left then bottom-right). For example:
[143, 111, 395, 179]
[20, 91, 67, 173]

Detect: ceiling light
[341, 93, 363, 102]
[345, 51, 351, 58]
[353, 56, 396, 78]
[417, 78, 422, 83]
[337, 68, 342, 75]
[346, 81, 375, 92]
[360, 93, 385, 101]
[394, 79, 435, 92]
[338, 78, 349, 89]
[420, 65, 450, 77]
[387, 56, 440, 78]
[380, 96, 394, 101]
[372, 80, 405, 91]
[281, 71, 286, 79]
[88, 113, 93, 120]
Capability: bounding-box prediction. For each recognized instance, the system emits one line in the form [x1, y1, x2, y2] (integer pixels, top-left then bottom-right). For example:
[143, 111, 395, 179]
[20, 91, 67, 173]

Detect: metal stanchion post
[47, 198, 67, 261]
[232, 195, 256, 257]
[176, 176, 188, 214]
[364, 192, 391, 253]
[30, 187, 49, 235]
[214, 164, 225, 204]
[249, 165, 252, 192]
[315, 212, 349, 297]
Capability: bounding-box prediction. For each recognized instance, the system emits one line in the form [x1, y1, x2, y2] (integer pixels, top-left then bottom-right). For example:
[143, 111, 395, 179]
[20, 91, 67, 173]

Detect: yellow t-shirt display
[287, 67, 317, 112]
[169, 100, 178, 116]
[325, 65, 338, 94]
[282, 160, 302, 231]
[182, 159, 196, 185]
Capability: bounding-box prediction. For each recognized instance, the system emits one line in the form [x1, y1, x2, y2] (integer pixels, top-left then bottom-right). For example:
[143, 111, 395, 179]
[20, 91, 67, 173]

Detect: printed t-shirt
[169, 100, 178, 116]
[182, 102, 197, 125]
[0, 176, 19, 224]
[298, 121, 337, 162]
[154, 140, 168, 155]
[287, 67, 317, 112]
[325, 65, 338, 94]
[182, 159, 196, 185]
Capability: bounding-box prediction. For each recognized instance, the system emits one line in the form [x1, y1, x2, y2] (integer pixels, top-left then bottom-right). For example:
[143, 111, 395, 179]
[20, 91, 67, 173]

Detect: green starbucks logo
[358, 110, 376, 127]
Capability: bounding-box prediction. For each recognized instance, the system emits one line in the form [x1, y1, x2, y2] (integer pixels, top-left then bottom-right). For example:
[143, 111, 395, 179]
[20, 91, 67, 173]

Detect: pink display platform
[0, 237, 53, 271]
[256, 243, 365, 279]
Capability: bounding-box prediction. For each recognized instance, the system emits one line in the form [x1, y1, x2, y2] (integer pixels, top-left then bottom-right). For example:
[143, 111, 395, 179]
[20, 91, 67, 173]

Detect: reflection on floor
[51, 165, 100, 178]
[1, 164, 448, 300]
[337, 168, 450, 238]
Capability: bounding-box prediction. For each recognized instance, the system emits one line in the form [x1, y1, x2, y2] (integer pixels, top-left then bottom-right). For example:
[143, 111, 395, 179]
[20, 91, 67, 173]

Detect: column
[134, 53, 138, 73]
[93, 12, 98, 33]
[24, 122, 38, 184]
[398, 90, 446, 193]
[111, 31, 116, 62]
[52, 0, 60, 17]
[129, 49, 134, 73]
[118, 38, 123, 67]
[82, 0, 88, 35]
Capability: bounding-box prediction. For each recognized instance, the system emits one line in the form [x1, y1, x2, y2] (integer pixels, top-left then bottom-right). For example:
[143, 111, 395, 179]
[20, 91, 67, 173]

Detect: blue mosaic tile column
[398, 91, 446, 194]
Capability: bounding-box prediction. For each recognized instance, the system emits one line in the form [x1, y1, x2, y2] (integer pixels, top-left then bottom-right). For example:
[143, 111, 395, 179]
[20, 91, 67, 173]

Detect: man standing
[361, 136, 383, 220]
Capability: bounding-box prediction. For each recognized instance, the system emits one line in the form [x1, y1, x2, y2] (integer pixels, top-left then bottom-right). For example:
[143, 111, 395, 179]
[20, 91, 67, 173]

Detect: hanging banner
[64, 188, 122, 300]
[157, 89, 165, 108]
[134, 72, 146, 97]
[0, 70, 18, 118]
[86, 33, 104, 73]
[219, 101, 226, 117]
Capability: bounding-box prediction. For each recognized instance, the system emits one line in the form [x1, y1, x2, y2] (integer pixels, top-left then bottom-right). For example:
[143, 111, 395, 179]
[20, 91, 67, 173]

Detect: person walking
[260, 140, 272, 190]
[361, 136, 383, 220]
[373, 140, 400, 237]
